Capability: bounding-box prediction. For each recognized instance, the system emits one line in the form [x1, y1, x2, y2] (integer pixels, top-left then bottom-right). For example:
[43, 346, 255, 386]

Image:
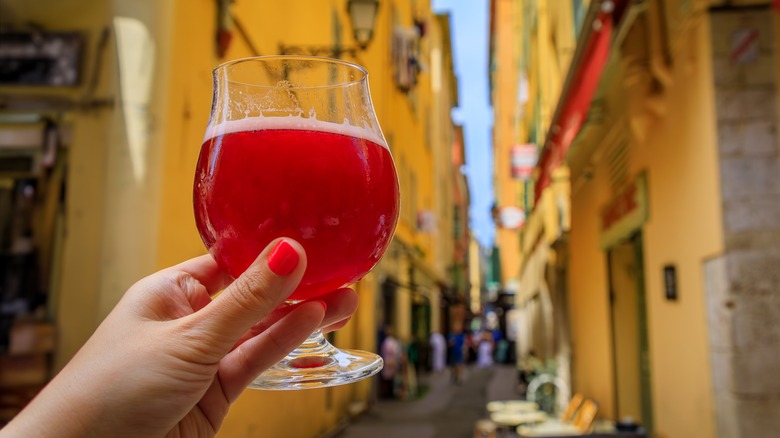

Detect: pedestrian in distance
[429, 331, 447, 373]
[476, 330, 495, 368]
[379, 325, 402, 398]
[448, 328, 466, 384]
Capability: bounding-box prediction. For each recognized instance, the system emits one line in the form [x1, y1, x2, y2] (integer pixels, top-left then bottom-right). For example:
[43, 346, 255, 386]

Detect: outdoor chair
[515, 398, 599, 437]
[487, 393, 584, 428]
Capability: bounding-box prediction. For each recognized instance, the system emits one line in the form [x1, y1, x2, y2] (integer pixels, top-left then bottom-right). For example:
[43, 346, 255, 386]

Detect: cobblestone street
[336, 365, 519, 438]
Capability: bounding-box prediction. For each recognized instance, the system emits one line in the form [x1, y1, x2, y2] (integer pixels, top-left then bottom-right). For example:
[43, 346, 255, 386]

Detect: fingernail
[268, 240, 299, 276]
[317, 300, 327, 312]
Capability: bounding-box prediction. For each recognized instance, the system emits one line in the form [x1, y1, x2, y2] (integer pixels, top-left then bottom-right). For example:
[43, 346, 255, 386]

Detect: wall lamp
[279, 0, 380, 58]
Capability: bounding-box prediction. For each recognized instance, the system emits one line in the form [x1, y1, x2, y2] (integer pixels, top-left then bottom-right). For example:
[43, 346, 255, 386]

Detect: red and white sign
[498, 206, 526, 230]
[511, 144, 538, 180]
[730, 28, 759, 64]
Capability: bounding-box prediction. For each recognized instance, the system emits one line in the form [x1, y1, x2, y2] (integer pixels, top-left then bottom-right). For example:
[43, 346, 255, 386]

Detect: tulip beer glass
[194, 56, 399, 390]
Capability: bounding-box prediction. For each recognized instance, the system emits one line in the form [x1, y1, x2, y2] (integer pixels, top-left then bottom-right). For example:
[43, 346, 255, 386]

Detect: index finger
[171, 254, 234, 295]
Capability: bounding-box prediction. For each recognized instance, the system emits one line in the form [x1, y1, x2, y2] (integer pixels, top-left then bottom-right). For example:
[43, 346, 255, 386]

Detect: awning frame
[533, 0, 630, 204]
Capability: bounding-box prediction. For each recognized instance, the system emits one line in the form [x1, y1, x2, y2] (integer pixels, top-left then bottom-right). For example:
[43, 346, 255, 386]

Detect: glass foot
[248, 329, 383, 390]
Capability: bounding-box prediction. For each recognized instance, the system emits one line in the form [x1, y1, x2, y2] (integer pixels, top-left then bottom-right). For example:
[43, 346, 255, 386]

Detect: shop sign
[0, 32, 83, 86]
[511, 144, 538, 180]
[600, 173, 649, 248]
[498, 206, 525, 230]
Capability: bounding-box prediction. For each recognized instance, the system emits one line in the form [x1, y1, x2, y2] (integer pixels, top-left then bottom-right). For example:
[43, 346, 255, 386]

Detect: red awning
[534, 0, 626, 203]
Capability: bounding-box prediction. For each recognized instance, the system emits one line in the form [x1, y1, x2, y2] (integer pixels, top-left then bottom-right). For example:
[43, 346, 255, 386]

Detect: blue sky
[432, 0, 495, 248]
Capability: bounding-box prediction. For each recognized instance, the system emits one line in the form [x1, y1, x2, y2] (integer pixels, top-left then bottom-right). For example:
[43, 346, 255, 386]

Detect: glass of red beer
[194, 56, 399, 390]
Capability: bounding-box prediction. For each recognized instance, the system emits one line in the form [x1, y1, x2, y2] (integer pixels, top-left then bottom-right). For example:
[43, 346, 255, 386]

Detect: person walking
[448, 329, 466, 384]
[379, 325, 402, 398]
[429, 331, 447, 373]
[476, 330, 495, 368]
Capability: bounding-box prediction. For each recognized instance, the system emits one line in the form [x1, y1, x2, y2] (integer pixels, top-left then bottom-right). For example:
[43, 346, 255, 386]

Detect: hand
[1, 238, 358, 438]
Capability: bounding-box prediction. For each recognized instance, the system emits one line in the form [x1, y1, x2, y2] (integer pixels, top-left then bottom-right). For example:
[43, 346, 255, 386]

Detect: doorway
[607, 233, 653, 432]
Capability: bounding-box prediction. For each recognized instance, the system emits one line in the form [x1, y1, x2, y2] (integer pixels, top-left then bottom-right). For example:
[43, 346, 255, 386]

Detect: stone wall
[707, 8, 780, 437]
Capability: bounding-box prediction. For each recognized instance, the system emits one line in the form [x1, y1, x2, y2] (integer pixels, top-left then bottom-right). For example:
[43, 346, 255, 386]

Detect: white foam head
[204, 116, 387, 148]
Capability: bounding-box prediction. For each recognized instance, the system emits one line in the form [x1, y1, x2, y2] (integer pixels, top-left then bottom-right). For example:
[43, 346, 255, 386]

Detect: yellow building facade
[489, 0, 580, 400]
[494, 0, 780, 437]
[0, 0, 462, 435]
[490, 0, 522, 290]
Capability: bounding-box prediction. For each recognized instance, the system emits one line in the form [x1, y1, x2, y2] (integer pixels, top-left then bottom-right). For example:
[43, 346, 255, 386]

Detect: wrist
[1, 381, 87, 438]
[2, 354, 120, 438]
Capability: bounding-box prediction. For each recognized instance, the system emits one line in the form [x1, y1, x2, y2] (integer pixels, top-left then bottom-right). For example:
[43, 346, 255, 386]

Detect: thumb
[194, 238, 307, 352]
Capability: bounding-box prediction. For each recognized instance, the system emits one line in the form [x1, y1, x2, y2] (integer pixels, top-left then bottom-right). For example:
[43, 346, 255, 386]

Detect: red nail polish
[268, 240, 299, 276]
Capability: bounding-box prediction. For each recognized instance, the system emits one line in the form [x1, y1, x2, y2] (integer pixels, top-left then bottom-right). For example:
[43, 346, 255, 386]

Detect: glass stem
[293, 329, 334, 356]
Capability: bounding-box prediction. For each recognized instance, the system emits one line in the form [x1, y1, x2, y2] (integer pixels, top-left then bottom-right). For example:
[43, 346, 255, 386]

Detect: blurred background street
[2, 0, 780, 437]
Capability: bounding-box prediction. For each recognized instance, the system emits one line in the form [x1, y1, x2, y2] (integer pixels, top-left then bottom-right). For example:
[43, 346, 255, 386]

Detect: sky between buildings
[432, 0, 495, 249]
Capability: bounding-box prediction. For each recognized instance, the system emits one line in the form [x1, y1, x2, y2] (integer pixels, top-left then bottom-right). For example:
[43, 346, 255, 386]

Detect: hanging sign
[498, 206, 525, 230]
[0, 32, 83, 86]
[511, 144, 538, 180]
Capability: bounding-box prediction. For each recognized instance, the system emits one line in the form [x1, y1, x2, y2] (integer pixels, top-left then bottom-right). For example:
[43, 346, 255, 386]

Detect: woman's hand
[2, 238, 358, 438]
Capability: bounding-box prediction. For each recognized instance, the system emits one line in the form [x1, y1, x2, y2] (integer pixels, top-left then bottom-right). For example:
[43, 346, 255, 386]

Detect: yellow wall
[492, 0, 521, 286]
[497, 0, 724, 435]
[158, 1, 330, 436]
[568, 16, 721, 437]
[385, 1, 436, 274]
[0, 0, 444, 436]
[0, 0, 176, 369]
[157, 0, 440, 435]
[2, 0, 454, 435]
[493, 0, 579, 288]
[635, 18, 721, 437]
[429, 14, 458, 286]
[155, 0, 216, 269]
[569, 165, 615, 416]
[0, 0, 112, 371]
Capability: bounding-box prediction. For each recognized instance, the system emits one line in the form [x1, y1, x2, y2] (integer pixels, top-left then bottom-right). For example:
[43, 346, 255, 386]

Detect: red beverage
[194, 119, 399, 301]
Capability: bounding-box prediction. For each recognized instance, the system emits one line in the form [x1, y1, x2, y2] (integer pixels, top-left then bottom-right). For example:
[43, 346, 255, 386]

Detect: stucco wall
[634, 17, 721, 437]
[568, 14, 721, 438]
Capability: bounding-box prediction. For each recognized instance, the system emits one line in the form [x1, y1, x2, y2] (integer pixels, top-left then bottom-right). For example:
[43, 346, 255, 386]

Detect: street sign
[730, 28, 759, 64]
[511, 144, 538, 180]
[498, 206, 525, 230]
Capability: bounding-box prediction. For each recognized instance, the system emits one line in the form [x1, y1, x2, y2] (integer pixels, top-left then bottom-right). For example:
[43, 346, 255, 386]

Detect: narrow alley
[336, 365, 518, 438]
